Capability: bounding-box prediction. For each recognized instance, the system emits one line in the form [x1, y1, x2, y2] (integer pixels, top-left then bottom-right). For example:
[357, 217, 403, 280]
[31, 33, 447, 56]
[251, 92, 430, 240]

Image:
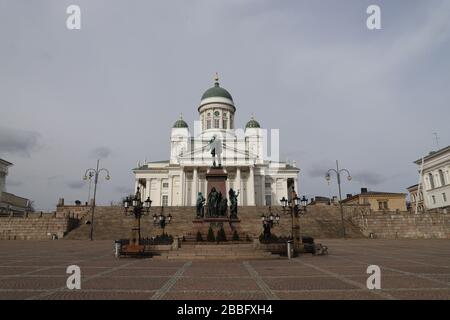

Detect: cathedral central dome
[201, 82, 233, 101]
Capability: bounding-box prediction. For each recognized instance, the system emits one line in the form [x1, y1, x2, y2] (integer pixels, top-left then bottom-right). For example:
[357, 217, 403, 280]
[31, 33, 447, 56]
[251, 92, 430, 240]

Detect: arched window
[429, 173, 435, 189]
[222, 112, 228, 129]
[213, 110, 220, 128]
[439, 169, 445, 186]
[206, 113, 211, 129]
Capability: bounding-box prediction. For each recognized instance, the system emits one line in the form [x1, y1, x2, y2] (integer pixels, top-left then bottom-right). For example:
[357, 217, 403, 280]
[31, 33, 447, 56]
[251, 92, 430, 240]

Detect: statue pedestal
[192, 216, 244, 241]
[205, 166, 227, 197]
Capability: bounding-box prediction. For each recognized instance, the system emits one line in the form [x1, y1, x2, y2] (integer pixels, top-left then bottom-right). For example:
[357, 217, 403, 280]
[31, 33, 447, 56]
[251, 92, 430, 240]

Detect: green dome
[201, 82, 233, 101]
[173, 115, 188, 128]
[245, 117, 260, 128]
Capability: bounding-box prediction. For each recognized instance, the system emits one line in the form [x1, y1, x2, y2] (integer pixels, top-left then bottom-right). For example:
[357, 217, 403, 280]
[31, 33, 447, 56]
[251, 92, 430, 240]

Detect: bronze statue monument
[196, 192, 205, 218]
[228, 188, 239, 219]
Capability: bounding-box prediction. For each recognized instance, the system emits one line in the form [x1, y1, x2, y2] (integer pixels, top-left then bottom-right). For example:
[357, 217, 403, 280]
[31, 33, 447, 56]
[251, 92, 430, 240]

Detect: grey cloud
[351, 172, 384, 186]
[115, 186, 133, 194]
[47, 175, 62, 181]
[47, 175, 63, 187]
[308, 163, 333, 179]
[90, 147, 112, 159]
[6, 179, 23, 187]
[0, 127, 41, 157]
[67, 181, 85, 189]
[0, 1, 449, 210]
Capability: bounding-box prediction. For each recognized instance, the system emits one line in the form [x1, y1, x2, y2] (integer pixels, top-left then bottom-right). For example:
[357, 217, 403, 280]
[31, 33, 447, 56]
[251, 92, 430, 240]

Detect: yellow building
[341, 188, 407, 212]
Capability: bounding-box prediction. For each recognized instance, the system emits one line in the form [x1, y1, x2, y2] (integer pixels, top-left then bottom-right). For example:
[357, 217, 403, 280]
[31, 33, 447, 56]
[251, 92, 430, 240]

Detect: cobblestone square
[0, 239, 449, 300]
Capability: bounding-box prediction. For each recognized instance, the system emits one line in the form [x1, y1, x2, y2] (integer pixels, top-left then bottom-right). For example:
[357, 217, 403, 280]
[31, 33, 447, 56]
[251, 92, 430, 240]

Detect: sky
[1, 0, 449, 211]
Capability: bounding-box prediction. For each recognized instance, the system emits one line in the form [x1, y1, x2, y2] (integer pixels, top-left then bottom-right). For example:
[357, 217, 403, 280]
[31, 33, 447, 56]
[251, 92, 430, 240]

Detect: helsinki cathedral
[133, 75, 299, 207]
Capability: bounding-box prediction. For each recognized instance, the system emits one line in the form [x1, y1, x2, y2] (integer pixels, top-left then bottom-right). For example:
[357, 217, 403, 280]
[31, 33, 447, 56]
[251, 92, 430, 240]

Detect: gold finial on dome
[180, 112, 183, 119]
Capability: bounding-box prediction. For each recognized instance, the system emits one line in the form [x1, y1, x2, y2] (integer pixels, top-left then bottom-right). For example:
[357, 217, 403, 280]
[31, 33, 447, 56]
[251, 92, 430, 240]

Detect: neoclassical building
[413, 145, 450, 211]
[133, 76, 300, 206]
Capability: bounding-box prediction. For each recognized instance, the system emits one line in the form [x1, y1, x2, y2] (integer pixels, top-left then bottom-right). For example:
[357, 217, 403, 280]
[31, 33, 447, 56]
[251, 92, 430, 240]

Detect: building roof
[133, 160, 170, 171]
[245, 116, 261, 129]
[172, 114, 188, 128]
[406, 184, 419, 191]
[201, 81, 233, 101]
[414, 145, 450, 164]
[0, 159, 13, 166]
[0, 191, 29, 207]
[342, 191, 406, 203]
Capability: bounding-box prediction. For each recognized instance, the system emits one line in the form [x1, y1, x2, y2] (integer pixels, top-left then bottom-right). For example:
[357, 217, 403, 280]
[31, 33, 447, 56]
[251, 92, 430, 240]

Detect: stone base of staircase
[153, 243, 281, 260]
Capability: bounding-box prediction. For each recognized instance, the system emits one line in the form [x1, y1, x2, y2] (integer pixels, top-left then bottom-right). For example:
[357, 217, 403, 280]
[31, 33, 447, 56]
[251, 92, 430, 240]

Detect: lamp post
[123, 187, 152, 245]
[153, 206, 172, 236]
[260, 206, 280, 240]
[325, 160, 352, 239]
[280, 190, 308, 250]
[85, 171, 94, 204]
[83, 159, 110, 241]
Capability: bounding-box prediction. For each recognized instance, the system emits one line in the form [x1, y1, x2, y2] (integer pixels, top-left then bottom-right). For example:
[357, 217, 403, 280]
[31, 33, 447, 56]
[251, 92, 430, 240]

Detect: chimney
[346, 193, 352, 199]
[361, 188, 368, 194]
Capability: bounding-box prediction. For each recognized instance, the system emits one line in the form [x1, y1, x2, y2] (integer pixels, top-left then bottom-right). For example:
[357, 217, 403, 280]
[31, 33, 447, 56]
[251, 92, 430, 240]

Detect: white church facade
[133, 76, 300, 206]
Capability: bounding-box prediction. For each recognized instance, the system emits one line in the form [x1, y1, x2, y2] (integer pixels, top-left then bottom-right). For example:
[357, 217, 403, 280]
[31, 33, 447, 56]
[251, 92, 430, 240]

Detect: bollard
[114, 240, 121, 258]
[287, 240, 293, 260]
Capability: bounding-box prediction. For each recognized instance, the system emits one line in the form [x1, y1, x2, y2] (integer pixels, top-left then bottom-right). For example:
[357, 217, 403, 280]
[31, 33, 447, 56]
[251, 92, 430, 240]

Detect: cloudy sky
[1, 0, 449, 211]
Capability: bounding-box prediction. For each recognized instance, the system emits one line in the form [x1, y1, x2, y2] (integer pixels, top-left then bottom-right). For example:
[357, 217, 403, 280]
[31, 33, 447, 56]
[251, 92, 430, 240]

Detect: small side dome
[173, 114, 188, 128]
[245, 115, 260, 129]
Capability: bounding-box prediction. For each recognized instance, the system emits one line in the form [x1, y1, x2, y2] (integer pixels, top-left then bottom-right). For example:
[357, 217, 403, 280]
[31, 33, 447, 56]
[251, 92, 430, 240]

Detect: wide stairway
[154, 243, 281, 260]
[63, 205, 365, 240]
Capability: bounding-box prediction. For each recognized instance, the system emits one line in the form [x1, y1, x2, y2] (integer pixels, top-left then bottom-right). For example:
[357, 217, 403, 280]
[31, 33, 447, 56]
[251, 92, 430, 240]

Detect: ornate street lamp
[85, 171, 94, 204]
[261, 207, 280, 240]
[280, 189, 308, 246]
[153, 206, 172, 235]
[83, 159, 110, 241]
[123, 187, 152, 245]
[325, 160, 352, 239]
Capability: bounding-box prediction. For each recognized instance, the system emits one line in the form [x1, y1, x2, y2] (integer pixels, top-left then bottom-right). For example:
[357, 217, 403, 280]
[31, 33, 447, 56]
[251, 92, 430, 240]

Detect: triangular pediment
[177, 140, 258, 163]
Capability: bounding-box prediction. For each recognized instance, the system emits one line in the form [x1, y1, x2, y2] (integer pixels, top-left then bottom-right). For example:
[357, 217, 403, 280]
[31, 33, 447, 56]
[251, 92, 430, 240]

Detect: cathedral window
[206, 112, 212, 129]
[213, 111, 220, 128]
[222, 112, 228, 129]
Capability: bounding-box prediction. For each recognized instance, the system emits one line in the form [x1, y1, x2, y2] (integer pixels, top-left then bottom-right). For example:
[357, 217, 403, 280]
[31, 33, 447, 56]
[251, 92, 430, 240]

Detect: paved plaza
[0, 239, 449, 300]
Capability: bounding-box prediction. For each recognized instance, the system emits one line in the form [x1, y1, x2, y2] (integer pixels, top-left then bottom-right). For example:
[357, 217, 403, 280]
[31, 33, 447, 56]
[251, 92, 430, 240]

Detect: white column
[236, 167, 242, 206]
[271, 179, 277, 206]
[134, 179, 139, 193]
[294, 177, 298, 194]
[249, 166, 255, 206]
[285, 178, 289, 200]
[260, 174, 265, 206]
[192, 167, 198, 206]
[145, 178, 150, 200]
[168, 175, 173, 206]
[180, 168, 185, 206]
[157, 178, 162, 206]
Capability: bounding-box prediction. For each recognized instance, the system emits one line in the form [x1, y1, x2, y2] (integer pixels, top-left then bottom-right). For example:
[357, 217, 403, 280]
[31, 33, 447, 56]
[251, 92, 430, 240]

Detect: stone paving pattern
[0, 239, 449, 300]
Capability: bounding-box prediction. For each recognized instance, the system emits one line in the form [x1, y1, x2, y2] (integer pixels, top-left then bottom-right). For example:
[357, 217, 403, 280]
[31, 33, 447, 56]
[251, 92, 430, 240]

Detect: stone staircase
[62, 205, 367, 240]
[154, 243, 281, 260]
